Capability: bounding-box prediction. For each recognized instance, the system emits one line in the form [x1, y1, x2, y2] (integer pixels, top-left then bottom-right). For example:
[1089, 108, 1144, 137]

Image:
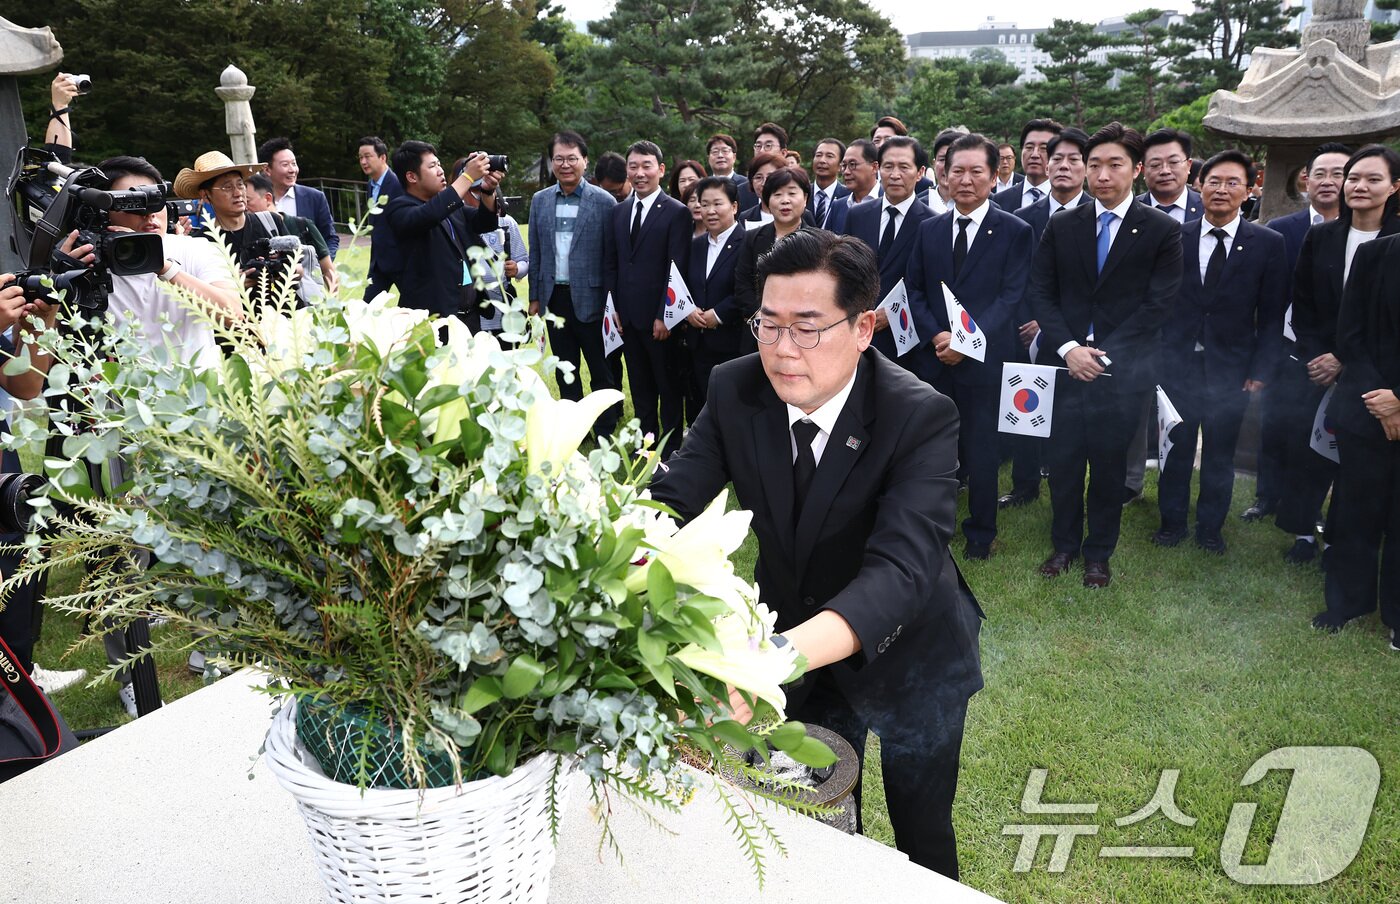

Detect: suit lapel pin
[846, 436, 862, 451]
[1131, 228, 1139, 234]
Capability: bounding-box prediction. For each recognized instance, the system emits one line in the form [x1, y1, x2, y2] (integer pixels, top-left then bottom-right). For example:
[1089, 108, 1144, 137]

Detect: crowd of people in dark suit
[358, 118, 1400, 883]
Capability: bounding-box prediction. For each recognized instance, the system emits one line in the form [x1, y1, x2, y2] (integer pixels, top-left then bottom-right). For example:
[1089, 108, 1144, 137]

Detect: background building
[907, 12, 1184, 83]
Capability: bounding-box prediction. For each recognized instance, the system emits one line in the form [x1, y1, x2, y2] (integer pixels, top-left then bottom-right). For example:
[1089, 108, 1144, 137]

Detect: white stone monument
[215, 64, 258, 165]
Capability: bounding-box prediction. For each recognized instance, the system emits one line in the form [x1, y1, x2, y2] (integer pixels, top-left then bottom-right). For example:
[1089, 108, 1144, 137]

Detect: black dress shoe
[1152, 527, 1188, 547]
[1283, 538, 1318, 564]
[1311, 611, 1356, 633]
[998, 489, 1039, 509]
[1196, 533, 1227, 555]
[1038, 551, 1077, 577]
[1241, 498, 1276, 522]
[964, 540, 992, 560]
[1083, 560, 1111, 588]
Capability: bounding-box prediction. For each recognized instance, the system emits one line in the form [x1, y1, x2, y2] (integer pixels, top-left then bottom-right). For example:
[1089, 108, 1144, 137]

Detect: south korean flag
[878, 278, 919, 357]
[998, 363, 1056, 437]
[942, 283, 986, 362]
[601, 292, 623, 356]
[661, 262, 696, 330]
[1310, 386, 1340, 463]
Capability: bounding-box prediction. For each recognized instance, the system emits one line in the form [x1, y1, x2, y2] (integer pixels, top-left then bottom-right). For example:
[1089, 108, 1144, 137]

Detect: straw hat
[173, 151, 263, 199]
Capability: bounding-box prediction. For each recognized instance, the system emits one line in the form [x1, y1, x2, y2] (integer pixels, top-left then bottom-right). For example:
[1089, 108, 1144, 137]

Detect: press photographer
[246, 173, 338, 297]
[379, 143, 501, 331]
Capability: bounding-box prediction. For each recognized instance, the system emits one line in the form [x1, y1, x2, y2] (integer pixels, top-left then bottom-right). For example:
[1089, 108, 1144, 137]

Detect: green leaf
[461, 675, 503, 714]
[377, 398, 419, 442]
[2, 347, 31, 376]
[456, 418, 485, 460]
[708, 718, 757, 752]
[224, 355, 252, 397]
[417, 383, 461, 412]
[785, 736, 838, 769]
[558, 636, 576, 673]
[642, 658, 676, 698]
[502, 654, 547, 698]
[766, 721, 807, 750]
[600, 578, 628, 606]
[593, 671, 638, 690]
[636, 628, 666, 666]
[646, 558, 676, 603]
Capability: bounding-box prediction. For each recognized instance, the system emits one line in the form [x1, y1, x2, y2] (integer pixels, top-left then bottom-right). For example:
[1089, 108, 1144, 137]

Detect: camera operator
[381, 143, 501, 332]
[44, 72, 80, 164]
[246, 173, 339, 297]
[177, 151, 309, 309]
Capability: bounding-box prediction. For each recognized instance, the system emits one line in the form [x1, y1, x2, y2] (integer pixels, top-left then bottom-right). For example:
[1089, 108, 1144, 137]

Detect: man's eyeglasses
[749, 313, 856, 349]
[209, 182, 246, 194]
[1145, 157, 1187, 172]
[551, 156, 582, 167]
[1203, 178, 1246, 191]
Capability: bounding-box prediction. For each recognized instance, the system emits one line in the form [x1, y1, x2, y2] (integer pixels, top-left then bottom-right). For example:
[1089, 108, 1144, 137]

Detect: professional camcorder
[6, 147, 166, 316]
[0, 472, 45, 535]
[244, 234, 301, 277]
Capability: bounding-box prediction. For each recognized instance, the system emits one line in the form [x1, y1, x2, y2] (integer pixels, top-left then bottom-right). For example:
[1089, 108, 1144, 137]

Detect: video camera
[6, 147, 166, 317]
[0, 472, 44, 535]
[244, 234, 301, 277]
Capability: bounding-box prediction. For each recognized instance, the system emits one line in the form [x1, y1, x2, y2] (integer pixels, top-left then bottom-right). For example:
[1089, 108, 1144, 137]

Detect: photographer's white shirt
[109, 233, 235, 373]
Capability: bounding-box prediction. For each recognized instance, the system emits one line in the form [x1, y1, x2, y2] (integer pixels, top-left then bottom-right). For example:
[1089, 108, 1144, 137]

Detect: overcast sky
[559, 1, 1167, 34]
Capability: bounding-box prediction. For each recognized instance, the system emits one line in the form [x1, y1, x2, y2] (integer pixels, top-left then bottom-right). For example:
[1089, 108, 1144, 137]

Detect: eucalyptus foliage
[0, 255, 835, 879]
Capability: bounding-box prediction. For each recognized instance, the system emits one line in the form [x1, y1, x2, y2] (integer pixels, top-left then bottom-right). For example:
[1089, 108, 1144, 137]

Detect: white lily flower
[256, 304, 316, 378]
[427, 328, 501, 444]
[343, 292, 430, 356]
[525, 389, 624, 477]
[625, 490, 753, 605]
[674, 601, 798, 716]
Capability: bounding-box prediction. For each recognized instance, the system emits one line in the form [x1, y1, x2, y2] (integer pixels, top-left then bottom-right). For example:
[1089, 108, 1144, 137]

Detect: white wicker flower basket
[264, 699, 571, 904]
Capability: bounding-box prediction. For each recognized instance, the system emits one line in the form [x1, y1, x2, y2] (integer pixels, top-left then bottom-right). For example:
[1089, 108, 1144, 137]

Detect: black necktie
[879, 207, 899, 256]
[792, 419, 820, 522]
[953, 216, 971, 279]
[630, 199, 643, 246]
[814, 189, 829, 225]
[1156, 204, 1174, 215]
[1026, 187, 1042, 203]
[1204, 226, 1228, 291]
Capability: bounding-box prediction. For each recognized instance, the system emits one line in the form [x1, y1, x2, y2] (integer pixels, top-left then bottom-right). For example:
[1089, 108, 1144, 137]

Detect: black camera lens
[487, 155, 508, 174]
[105, 233, 165, 277]
[0, 473, 45, 535]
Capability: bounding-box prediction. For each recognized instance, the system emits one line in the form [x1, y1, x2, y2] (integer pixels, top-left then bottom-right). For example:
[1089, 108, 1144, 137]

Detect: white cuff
[1057, 340, 1079, 359]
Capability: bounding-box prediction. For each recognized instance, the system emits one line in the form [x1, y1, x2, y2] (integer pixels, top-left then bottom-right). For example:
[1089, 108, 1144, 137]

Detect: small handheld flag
[1156, 385, 1184, 464]
[662, 262, 696, 329]
[1283, 302, 1296, 342]
[601, 292, 623, 356]
[942, 283, 986, 362]
[1309, 386, 1340, 463]
[998, 363, 1056, 437]
[877, 278, 919, 356]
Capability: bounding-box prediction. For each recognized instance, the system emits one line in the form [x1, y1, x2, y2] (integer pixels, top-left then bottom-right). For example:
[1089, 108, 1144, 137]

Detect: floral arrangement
[1, 261, 834, 877]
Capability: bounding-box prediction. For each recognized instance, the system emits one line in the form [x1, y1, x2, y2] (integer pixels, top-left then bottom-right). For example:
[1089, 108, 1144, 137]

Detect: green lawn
[26, 241, 1398, 903]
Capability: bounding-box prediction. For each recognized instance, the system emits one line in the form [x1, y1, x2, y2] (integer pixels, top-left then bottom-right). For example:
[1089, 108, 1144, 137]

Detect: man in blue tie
[1024, 123, 1183, 588]
[358, 136, 403, 209]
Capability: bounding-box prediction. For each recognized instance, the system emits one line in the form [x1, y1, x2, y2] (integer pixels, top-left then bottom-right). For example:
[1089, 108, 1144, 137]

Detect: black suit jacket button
[803, 596, 816, 607]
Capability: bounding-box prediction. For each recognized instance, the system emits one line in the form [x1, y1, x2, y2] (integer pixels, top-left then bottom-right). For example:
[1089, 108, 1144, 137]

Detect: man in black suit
[810, 138, 850, 229]
[1028, 123, 1183, 588]
[650, 229, 983, 879]
[871, 115, 934, 198]
[1121, 129, 1207, 502]
[925, 128, 968, 215]
[840, 136, 938, 384]
[1137, 128, 1204, 223]
[1001, 128, 1092, 509]
[827, 139, 880, 234]
[995, 142, 1025, 195]
[908, 134, 1034, 560]
[378, 142, 499, 326]
[1249, 142, 1351, 533]
[1153, 151, 1287, 554]
[603, 140, 693, 457]
[683, 177, 747, 407]
[706, 133, 744, 187]
[993, 118, 1062, 212]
